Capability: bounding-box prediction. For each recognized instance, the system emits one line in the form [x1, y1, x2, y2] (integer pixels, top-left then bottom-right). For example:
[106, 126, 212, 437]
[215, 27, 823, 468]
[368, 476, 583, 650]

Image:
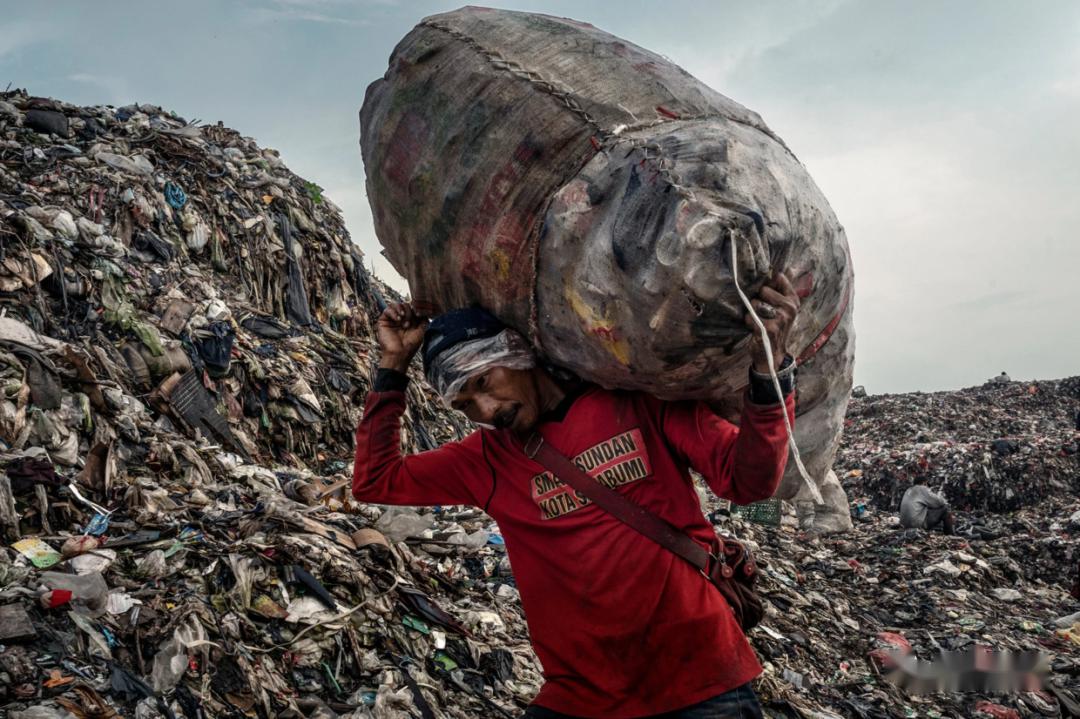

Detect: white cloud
[1046, 14, 1080, 97]
[664, 0, 853, 90]
[0, 20, 45, 61]
[245, 1, 371, 26]
[1050, 76, 1080, 97]
[1048, 44, 1080, 98]
[803, 111, 1080, 391]
[67, 73, 132, 105]
[273, 0, 396, 6]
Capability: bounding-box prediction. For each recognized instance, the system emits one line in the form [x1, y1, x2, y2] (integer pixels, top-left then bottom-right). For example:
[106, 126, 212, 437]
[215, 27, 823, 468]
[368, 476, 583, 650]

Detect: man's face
[450, 366, 540, 434]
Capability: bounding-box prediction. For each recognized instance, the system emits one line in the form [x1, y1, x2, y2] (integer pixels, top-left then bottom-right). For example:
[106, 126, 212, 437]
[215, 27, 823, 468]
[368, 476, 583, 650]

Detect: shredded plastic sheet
[427, 329, 536, 406]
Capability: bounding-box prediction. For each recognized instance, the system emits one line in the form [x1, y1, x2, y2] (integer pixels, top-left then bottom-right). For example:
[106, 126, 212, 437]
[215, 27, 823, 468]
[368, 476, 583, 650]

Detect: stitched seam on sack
[420, 19, 603, 132]
[420, 22, 733, 227]
[421, 19, 600, 353]
[419, 19, 788, 151]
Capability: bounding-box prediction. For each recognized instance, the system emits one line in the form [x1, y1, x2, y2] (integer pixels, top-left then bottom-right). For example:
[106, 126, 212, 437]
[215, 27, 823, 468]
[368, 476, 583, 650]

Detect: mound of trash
[712, 492, 1080, 719]
[0, 89, 536, 718]
[837, 378, 1080, 513]
[696, 376, 1078, 717]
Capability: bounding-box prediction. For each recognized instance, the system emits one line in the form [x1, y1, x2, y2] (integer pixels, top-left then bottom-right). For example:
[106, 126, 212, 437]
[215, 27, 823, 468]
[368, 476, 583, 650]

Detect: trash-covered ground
[721, 492, 1080, 718]
[838, 378, 1080, 514]
[1, 89, 1077, 718]
[0, 89, 531, 718]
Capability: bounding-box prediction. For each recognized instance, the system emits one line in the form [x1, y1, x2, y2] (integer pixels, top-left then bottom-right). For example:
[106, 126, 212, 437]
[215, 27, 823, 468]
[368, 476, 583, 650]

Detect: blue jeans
[522, 683, 764, 718]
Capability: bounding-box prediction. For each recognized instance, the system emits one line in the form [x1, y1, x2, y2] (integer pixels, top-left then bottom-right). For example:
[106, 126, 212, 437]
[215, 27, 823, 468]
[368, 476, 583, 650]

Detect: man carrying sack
[352, 274, 801, 718]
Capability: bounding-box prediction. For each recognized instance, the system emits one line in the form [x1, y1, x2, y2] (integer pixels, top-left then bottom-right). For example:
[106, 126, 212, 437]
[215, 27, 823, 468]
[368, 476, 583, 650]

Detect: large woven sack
[360, 7, 855, 529]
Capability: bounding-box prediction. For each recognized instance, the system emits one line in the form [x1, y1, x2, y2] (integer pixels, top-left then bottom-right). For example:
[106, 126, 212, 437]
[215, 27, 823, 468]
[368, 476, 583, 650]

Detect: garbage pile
[2, 86, 1077, 719]
[735, 376, 1080, 718]
[715, 492, 1080, 719]
[836, 378, 1080, 513]
[0, 89, 536, 718]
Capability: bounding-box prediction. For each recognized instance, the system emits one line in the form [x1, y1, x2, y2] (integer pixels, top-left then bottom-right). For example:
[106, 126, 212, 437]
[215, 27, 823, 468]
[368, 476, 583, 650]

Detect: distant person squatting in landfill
[899, 478, 955, 535]
[352, 274, 802, 719]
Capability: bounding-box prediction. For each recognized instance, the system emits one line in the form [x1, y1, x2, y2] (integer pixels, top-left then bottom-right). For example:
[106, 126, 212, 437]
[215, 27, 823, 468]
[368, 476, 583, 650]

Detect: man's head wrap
[422, 307, 536, 404]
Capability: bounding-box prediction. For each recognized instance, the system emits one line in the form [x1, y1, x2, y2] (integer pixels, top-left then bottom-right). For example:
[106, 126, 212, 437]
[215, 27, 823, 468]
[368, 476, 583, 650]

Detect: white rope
[728, 229, 822, 504]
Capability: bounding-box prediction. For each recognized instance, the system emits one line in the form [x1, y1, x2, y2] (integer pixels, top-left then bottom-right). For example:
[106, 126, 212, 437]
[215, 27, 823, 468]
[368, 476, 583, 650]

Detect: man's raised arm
[658, 272, 802, 505]
[352, 303, 491, 508]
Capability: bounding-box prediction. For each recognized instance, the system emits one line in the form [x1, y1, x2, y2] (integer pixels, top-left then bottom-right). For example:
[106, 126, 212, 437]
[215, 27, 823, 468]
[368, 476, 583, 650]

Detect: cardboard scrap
[0, 603, 37, 642]
[12, 536, 62, 568]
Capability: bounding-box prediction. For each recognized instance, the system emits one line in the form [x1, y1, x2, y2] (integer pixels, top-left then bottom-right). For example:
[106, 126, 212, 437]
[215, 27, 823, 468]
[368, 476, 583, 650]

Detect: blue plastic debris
[164, 181, 187, 209]
[84, 513, 111, 536]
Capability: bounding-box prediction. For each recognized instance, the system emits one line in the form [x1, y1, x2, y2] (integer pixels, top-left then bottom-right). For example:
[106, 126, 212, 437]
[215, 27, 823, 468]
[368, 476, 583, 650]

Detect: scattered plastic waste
[1, 86, 1076, 718]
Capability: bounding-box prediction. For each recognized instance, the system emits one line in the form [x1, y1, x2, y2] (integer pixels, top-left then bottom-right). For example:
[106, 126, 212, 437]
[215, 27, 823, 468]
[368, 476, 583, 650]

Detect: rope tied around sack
[729, 228, 822, 504]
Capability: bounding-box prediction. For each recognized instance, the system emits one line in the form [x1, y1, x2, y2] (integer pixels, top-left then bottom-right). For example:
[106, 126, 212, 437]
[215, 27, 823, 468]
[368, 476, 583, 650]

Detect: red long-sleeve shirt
[353, 385, 793, 718]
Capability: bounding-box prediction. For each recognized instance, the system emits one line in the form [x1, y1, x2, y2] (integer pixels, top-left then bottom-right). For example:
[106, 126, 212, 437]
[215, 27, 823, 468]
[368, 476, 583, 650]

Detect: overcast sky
[2, 1, 1077, 394]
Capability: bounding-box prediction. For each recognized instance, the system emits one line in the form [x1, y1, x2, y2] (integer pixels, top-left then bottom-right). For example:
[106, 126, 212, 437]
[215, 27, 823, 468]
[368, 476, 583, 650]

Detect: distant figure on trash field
[992, 371, 1011, 384]
[352, 275, 803, 719]
[899, 478, 955, 535]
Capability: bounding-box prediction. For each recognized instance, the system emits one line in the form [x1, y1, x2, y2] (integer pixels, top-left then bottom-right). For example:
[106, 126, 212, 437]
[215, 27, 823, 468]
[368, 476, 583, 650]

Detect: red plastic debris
[791, 271, 815, 299]
[973, 700, 1020, 719]
[875, 631, 912, 653]
[867, 648, 899, 671]
[40, 589, 73, 609]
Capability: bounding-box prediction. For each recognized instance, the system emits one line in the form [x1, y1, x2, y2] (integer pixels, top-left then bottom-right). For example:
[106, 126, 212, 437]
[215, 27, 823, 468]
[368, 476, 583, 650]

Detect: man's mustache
[493, 407, 518, 429]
